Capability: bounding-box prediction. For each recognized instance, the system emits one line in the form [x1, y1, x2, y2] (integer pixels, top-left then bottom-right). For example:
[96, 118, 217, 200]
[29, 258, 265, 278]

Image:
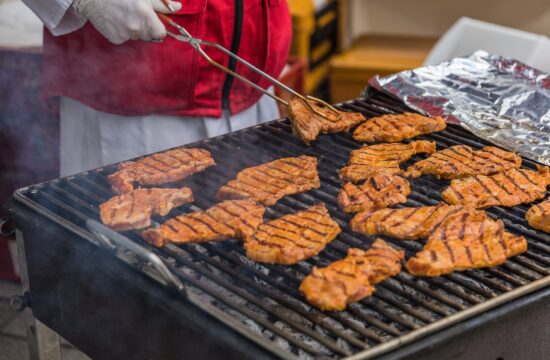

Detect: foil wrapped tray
[369, 50, 550, 166]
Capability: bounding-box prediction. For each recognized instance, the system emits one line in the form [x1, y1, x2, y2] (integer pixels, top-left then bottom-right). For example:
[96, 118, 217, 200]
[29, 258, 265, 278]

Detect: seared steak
[244, 204, 340, 264]
[526, 198, 550, 233]
[217, 155, 320, 206]
[99, 187, 193, 231]
[353, 112, 446, 143]
[142, 200, 265, 247]
[405, 145, 521, 180]
[108, 148, 215, 194]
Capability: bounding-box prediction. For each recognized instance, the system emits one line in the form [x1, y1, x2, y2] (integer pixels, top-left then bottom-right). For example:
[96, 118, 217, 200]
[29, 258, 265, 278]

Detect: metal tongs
[158, 14, 341, 121]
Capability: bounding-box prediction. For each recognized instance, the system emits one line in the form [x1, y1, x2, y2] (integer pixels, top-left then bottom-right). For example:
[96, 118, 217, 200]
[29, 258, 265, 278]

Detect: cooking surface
[12, 91, 550, 359]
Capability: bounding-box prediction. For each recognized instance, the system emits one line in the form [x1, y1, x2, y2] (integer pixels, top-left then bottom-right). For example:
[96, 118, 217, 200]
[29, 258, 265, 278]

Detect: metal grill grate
[13, 90, 550, 359]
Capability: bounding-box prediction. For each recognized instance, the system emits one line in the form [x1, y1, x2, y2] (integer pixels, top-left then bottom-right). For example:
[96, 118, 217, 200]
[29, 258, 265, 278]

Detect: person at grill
[21, 0, 291, 176]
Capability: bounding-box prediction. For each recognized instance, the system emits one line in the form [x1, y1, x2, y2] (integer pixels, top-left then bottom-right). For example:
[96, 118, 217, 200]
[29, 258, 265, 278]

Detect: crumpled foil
[368, 50, 550, 166]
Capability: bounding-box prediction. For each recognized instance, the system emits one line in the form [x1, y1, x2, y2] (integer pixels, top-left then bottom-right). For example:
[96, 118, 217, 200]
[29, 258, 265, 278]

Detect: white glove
[73, 0, 182, 44]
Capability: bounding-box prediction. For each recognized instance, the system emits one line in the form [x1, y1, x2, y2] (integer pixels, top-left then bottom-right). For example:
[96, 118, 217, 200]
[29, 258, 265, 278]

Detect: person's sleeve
[21, 0, 87, 36]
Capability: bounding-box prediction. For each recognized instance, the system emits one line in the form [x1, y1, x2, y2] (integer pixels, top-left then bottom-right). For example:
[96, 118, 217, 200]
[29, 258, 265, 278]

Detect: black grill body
[4, 90, 550, 359]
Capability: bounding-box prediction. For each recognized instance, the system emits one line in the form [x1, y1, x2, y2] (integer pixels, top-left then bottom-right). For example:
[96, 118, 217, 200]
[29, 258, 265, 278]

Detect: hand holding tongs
[157, 14, 341, 121]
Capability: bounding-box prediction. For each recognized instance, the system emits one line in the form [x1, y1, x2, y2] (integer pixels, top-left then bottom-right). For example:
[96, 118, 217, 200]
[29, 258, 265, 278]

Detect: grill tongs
[158, 14, 341, 121]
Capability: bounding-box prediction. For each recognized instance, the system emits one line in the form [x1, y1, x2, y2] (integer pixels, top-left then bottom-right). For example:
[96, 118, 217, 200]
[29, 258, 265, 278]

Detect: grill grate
[14, 90, 550, 359]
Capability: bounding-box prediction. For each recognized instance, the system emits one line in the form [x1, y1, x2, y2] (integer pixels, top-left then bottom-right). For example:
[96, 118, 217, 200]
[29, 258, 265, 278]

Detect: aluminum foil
[369, 50, 550, 166]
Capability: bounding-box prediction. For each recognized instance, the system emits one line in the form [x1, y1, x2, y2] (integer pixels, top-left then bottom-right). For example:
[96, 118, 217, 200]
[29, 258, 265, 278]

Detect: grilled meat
[217, 155, 320, 206]
[406, 210, 527, 276]
[142, 200, 265, 247]
[299, 239, 404, 311]
[338, 174, 411, 213]
[244, 204, 340, 265]
[405, 145, 521, 180]
[353, 112, 446, 143]
[350, 204, 468, 240]
[108, 148, 215, 194]
[526, 198, 550, 233]
[339, 140, 436, 183]
[99, 187, 193, 231]
[442, 166, 550, 209]
[287, 97, 366, 144]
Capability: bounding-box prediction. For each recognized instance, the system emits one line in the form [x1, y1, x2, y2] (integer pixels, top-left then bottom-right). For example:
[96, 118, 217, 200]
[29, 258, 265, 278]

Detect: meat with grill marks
[405, 145, 521, 180]
[99, 187, 193, 231]
[353, 112, 447, 143]
[338, 173, 411, 213]
[287, 97, 366, 145]
[142, 200, 265, 247]
[244, 204, 340, 264]
[108, 148, 215, 194]
[299, 239, 404, 311]
[442, 166, 550, 209]
[526, 198, 550, 233]
[339, 140, 436, 184]
[350, 203, 469, 240]
[217, 155, 320, 206]
[406, 210, 527, 276]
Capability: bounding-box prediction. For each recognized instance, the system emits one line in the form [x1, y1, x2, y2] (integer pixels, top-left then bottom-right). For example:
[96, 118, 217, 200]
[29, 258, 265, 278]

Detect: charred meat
[338, 174, 411, 213]
[339, 140, 436, 183]
[108, 148, 215, 194]
[405, 145, 521, 180]
[142, 200, 265, 247]
[526, 198, 550, 233]
[244, 204, 340, 265]
[288, 97, 366, 145]
[299, 239, 404, 311]
[442, 166, 550, 209]
[353, 112, 446, 143]
[99, 187, 193, 231]
[217, 155, 320, 206]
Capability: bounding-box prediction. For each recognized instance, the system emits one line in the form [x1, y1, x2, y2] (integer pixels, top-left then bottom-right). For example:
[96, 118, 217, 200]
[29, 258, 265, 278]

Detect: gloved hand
[73, 0, 182, 44]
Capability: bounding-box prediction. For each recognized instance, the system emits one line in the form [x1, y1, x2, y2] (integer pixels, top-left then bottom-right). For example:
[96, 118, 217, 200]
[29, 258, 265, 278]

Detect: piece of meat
[244, 204, 340, 264]
[338, 173, 411, 213]
[142, 200, 265, 247]
[405, 145, 521, 180]
[108, 148, 215, 194]
[299, 239, 404, 311]
[442, 166, 550, 209]
[406, 210, 527, 276]
[99, 187, 193, 231]
[353, 112, 447, 143]
[339, 140, 436, 183]
[350, 203, 470, 240]
[526, 198, 550, 233]
[287, 97, 366, 145]
[217, 155, 320, 206]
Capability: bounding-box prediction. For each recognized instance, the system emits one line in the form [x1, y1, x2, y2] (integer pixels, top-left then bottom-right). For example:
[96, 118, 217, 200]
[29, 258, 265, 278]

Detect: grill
[5, 89, 550, 359]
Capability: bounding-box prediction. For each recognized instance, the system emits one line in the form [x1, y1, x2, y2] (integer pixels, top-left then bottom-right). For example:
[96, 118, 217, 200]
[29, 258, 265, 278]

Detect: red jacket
[43, 0, 291, 117]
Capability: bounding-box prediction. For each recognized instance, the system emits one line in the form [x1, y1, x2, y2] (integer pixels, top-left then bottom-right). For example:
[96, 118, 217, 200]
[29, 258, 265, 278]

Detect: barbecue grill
[3, 89, 550, 360]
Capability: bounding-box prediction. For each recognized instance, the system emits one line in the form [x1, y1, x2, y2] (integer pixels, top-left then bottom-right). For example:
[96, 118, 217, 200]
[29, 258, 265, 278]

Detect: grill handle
[86, 220, 184, 291]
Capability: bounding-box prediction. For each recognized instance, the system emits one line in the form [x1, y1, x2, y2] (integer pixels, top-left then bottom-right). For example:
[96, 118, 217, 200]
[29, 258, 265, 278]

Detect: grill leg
[16, 230, 62, 360]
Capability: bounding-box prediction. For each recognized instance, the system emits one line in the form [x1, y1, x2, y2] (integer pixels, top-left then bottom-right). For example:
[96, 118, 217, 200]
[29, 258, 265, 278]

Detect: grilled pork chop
[108, 148, 215, 194]
[406, 210, 527, 276]
[99, 187, 193, 231]
[299, 239, 404, 311]
[338, 173, 411, 213]
[350, 204, 468, 240]
[142, 200, 265, 247]
[442, 166, 550, 209]
[287, 97, 366, 144]
[244, 204, 340, 264]
[217, 155, 320, 206]
[526, 198, 550, 233]
[339, 140, 436, 183]
[405, 145, 521, 180]
[353, 112, 446, 143]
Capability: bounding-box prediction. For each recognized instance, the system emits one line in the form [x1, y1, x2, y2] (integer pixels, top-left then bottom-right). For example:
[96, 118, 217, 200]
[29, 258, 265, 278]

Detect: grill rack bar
[12, 90, 550, 359]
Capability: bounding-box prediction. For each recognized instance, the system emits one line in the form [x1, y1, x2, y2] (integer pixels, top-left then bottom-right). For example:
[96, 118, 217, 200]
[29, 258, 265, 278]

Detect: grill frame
[5, 89, 550, 359]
